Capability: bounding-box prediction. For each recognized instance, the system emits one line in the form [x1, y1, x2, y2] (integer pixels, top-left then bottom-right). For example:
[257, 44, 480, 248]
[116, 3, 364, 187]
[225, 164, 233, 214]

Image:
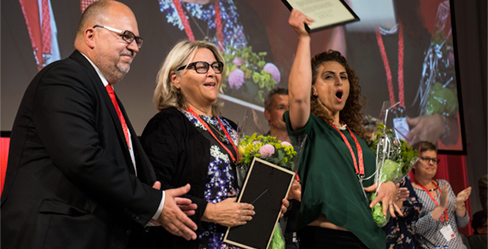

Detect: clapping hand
[154, 183, 198, 241]
[456, 186, 471, 209]
[439, 184, 449, 209]
[394, 187, 409, 209]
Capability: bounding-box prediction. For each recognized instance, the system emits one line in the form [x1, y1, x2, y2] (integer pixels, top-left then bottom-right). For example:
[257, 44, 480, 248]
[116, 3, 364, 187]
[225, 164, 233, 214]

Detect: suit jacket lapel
[70, 51, 136, 175]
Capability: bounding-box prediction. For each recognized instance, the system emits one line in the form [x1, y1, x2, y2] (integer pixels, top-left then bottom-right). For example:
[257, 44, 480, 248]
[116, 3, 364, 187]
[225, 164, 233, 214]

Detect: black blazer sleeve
[140, 107, 209, 225]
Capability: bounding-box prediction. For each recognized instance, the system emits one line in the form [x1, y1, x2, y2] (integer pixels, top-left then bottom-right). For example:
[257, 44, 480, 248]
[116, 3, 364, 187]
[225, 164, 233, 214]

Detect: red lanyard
[331, 123, 365, 175]
[375, 21, 404, 108]
[415, 180, 449, 222]
[173, 0, 224, 50]
[186, 107, 237, 162]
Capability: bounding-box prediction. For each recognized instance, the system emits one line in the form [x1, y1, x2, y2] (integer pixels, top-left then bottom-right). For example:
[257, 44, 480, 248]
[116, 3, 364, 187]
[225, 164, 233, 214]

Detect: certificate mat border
[223, 157, 295, 249]
[281, 0, 360, 32]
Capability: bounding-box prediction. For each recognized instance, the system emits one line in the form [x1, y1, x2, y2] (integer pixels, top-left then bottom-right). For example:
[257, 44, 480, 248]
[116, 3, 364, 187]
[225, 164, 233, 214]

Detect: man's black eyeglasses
[177, 61, 224, 74]
[420, 156, 440, 164]
[93, 25, 143, 49]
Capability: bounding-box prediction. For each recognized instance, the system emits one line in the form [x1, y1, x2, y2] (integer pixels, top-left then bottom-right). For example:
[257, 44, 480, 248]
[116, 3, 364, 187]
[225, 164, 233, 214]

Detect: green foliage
[368, 123, 419, 227]
[238, 133, 297, 172]
[369, 123, 419, 183]
[223, 45, 277, 103]
[269, 225, 285, 249]
[425, 82, 458, 116]
[370, 193, 388, 227]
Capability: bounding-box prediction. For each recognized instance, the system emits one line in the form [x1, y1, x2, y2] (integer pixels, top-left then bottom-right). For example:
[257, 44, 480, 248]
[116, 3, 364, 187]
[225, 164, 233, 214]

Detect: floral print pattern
[383, 176, 422, 249]
[181, 109, 240, 249]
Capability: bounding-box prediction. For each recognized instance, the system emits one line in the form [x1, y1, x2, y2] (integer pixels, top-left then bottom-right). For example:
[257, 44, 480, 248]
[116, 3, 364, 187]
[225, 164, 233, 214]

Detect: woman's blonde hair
[153, 40, 225, 115]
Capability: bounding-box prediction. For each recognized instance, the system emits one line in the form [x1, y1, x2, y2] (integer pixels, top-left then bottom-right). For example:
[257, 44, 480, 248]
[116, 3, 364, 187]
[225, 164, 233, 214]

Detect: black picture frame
[223, 157, 295, 249]
[436, 0, 466, 155]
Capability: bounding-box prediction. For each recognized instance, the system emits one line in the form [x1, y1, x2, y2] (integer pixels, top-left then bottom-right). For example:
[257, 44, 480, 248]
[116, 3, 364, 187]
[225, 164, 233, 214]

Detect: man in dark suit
[1, 1, 197, 248]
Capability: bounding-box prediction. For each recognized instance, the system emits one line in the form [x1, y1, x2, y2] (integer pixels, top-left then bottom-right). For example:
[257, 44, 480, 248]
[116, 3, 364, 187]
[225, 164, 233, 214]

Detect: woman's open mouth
[335, 90, 343, 101]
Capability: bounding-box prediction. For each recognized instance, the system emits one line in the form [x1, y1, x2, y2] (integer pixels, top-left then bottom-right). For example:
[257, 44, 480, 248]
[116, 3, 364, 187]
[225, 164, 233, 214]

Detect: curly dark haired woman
[283, 9, 400, 249]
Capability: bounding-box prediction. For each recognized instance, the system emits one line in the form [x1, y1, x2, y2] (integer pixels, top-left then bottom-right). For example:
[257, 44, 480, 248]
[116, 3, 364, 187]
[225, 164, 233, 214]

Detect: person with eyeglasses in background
[1, 1, 200, 249]
[411, 141, 472, 248]
[140, 40, 289, 249]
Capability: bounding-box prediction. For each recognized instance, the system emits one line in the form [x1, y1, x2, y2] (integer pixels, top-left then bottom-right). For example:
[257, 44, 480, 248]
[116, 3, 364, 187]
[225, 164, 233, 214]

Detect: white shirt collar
[79, 51, 109, 87]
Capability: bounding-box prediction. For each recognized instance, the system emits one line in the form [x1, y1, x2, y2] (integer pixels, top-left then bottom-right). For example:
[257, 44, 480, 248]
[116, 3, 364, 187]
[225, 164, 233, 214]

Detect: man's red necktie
[106, 84, 130, 149]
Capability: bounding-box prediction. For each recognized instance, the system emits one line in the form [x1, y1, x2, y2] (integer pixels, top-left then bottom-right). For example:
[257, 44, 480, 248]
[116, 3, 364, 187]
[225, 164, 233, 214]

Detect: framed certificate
[223, 157, 295, 249]
[282, 0, 360, 32]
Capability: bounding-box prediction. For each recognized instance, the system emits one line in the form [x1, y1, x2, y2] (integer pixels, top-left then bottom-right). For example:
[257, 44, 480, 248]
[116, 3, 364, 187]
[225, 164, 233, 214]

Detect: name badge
[440, 224, 455, 242]
[393, 117, 409, 141]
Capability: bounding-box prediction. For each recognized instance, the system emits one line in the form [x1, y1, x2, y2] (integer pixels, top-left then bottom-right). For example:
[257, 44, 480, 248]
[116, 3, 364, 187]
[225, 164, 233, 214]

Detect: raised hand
[456, 186, 472, 205]
[288, 9, 314, 37]
[439, 184, 449, 209]
[394, 187, 409, 210]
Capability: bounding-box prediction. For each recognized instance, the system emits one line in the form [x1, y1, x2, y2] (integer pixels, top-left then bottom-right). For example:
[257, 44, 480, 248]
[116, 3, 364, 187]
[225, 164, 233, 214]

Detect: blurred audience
[468, 210, 487, 249]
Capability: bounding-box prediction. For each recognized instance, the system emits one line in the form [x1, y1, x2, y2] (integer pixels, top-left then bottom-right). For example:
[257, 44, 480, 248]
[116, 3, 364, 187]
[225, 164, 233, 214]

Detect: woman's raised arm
[288, 9, 314, 130]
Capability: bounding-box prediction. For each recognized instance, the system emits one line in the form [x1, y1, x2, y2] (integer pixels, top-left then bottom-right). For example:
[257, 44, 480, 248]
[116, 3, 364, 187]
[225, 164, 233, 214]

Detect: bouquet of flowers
[369, 123, 419, 227]
[238, 133, 297, 172]
[416, 1, 458, 118]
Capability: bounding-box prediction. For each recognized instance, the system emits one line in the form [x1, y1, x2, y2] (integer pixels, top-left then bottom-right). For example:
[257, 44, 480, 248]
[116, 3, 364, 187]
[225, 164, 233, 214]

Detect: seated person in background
[412, 141, 471, 248]
[472, 210, 488, 235]
[468, 210, 488, 249]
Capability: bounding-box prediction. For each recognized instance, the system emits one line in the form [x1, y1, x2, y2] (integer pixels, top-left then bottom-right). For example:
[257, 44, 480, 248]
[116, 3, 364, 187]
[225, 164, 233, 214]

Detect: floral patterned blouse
[181, 109, 240, 249]
[383, 175, 422, 249]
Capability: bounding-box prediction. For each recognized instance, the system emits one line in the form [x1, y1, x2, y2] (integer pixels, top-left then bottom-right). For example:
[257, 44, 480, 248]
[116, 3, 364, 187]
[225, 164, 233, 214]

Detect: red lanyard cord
[186, 107, 237, 162]
[331, 123, 365, 175]
[415, 180, 449, 222]
[375, 21, 404, 108]
[173, 0, 224, 50]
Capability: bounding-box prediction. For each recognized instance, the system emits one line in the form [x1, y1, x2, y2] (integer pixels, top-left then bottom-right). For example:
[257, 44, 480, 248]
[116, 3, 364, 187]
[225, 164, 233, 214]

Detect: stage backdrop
[0, 0, 481, 236]
[1, 0, 465, 153]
